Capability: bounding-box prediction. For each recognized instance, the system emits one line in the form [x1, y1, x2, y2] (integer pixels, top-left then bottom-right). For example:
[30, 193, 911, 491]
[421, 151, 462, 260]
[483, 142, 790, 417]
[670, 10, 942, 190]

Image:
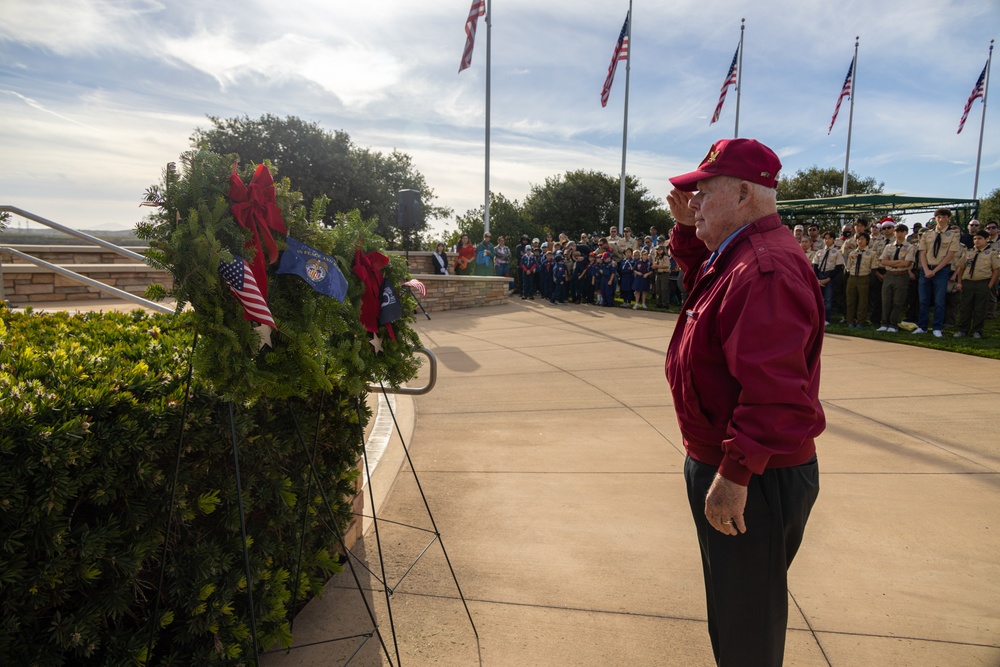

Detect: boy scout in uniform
[845, 232, 880, 327]
[813, 232, 846, 325]
[915, 209, 961, 337]
[954, 230, 1000, 338]
[945, 244, 967, 327]
[877, 224, 915, 332]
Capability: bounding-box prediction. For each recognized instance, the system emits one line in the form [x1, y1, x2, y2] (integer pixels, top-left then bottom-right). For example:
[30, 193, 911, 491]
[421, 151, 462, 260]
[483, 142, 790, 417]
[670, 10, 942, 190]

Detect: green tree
[448, 192, 539, 248]
[522, 170, 670, 241]
[978, 187, 1000, 224]
[777, 166, 884, 231]
[191, 114, 450, 247]
[777, 166, 884, 201]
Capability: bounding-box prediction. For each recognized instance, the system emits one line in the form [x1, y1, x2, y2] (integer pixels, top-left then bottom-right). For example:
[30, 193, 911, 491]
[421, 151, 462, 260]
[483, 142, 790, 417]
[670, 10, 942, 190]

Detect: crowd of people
[800, 211, 1000, 338]
[433, 226, 688, 309]
[428, 211, 999, 338]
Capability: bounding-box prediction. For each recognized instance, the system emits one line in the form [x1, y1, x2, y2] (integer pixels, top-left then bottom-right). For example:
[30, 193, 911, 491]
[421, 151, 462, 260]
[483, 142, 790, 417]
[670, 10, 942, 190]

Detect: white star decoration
[254, 324, 273, 350]
[369, 333, 383, 353]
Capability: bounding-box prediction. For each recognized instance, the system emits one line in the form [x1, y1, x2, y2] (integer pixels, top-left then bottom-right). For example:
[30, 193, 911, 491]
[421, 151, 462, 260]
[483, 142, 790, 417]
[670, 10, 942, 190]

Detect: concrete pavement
[263, 300, 1000, 667]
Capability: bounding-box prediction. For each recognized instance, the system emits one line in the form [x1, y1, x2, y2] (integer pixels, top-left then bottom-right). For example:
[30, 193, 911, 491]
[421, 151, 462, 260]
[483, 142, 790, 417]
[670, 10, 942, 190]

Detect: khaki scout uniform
[917, 224, 962, 331]
[957, 246, 1000, 335]
[845, 246, 880, 325]
[880, 240, 915, 328]
[919, 225, 961, 271]
[812, 245, 845, 274]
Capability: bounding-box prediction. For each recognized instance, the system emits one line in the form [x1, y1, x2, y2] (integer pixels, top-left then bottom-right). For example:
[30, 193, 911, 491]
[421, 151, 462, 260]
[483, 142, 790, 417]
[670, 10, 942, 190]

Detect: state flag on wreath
[277, 236, 349, 301]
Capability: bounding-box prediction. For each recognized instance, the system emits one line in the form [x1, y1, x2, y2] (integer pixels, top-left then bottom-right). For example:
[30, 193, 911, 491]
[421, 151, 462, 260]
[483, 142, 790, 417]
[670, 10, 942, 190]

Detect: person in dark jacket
[665, 138, 825, 667]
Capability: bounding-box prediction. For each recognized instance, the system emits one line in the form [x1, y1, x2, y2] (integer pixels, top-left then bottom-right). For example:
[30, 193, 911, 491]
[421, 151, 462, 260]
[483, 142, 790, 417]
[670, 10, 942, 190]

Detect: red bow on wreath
[352, 246, 396, 341]
[228, 164, 287, 299]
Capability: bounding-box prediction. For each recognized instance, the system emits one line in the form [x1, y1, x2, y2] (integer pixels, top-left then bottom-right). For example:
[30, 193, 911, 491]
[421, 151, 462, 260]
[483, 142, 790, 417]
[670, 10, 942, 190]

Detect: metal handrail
[0, 205, 171, 313]
[1, 205, 149, 262]
[371, 348, 437, 395]
[0, 247, 173, 314]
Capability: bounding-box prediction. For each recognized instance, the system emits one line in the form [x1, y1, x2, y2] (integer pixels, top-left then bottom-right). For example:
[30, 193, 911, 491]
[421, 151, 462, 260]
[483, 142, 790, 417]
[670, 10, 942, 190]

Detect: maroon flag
[219, 256, 276, 329]
[600, 13, 630, 108]
[828, 57, 855, 134]
[957, 61, 987, 134]
[459, 0, 486, 73]
[710, 46, 739, 124]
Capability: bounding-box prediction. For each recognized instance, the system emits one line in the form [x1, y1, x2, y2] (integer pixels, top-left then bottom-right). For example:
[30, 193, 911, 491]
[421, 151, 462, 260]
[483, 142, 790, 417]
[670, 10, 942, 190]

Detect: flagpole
[734, 18, 745, 138]
[617, 3, 632, 236]
[842, 37, 858, 195]
[483, 0, 492, 233]
[973, 39, 993, 199]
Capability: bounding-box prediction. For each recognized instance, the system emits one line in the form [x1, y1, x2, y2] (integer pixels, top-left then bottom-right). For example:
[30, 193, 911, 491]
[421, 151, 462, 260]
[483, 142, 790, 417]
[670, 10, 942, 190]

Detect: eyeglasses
[988, 226, 999, 230]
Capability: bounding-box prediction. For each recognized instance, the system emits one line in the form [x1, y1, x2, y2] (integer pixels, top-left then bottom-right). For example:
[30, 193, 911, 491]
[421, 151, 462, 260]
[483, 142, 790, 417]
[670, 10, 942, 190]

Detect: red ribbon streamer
[352, 246, 395, 340]
[228, 164, 287, 299]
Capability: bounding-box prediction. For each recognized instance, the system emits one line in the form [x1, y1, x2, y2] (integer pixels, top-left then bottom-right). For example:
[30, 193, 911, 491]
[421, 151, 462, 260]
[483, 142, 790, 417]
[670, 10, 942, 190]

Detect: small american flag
[600, 13, 630, 108]
[459, 0, 486, 73]
[828, 56, 855, 135]
[402, 278, 426, 297]
[957, 61, 987, 134]
[710, 46, 739, 124]
[219, 256, 276, 328]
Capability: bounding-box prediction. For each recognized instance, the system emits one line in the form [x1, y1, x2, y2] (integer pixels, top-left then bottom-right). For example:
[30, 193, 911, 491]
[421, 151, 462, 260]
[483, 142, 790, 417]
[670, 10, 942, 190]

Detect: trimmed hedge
[0, 307, 367, 664]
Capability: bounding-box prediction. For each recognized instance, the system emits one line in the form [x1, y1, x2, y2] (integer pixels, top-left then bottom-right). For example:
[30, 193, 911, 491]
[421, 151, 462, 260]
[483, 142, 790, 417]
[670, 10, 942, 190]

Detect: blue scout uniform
[551, 258, 569, 303]
[632, 259, 651, 293]
[572, 257, 589, 303]
[619, 257, 634, 304]
[600, 258, 617, 306]
[539, 255, 553, 300]
[520, 252, 537, 299]
[584, 258, 600, 304]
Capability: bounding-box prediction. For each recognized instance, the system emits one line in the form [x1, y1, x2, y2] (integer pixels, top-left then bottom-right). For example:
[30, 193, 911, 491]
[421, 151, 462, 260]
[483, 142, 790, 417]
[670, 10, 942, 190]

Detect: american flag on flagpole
[710, 46, 740, 124]
[957, 61, 987, 134]
[402, 278, 427, 297]
[459, 0, 486, 73]
[219, 256, 277, 329]
[828, 57, 855, 134]
[600, 13, 630, 108]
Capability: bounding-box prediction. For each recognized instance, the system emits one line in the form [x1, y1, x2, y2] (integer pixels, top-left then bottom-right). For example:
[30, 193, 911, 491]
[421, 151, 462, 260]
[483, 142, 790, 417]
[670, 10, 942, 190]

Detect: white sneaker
[633, 303, 638, 310]
[933, 330, 943, 338]
[912, 328, 926, 334]
[876, 326, 888, 332]
[886, 327, 898, 332]
[641, 303, 647, 309]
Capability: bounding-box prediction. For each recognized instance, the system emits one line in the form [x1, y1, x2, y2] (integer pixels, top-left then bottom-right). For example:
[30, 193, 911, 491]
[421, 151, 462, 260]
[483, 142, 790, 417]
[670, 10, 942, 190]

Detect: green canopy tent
[777, 194, 980, 230]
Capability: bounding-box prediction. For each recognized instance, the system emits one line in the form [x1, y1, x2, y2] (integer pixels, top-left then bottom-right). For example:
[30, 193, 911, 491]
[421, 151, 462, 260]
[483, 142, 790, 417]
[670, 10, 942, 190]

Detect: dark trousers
[958, 279, 991, 334]
[869, 272, 884, 326]
[685, 456, 820, 667]
[881, 272, 909, 327]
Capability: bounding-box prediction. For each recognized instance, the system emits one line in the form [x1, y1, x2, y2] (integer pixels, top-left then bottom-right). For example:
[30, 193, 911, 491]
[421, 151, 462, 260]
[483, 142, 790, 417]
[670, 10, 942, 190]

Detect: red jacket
[666, 214, 825, 486]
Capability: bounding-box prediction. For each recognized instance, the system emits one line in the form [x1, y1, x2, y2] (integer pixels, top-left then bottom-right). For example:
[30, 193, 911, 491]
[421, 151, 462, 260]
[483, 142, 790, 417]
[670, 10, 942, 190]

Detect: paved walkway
[258, 300, 999, 666]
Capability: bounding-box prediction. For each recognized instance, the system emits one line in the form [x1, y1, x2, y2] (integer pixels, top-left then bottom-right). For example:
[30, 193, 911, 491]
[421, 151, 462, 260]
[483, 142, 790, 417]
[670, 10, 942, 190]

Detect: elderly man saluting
[665, 138, 826, 667]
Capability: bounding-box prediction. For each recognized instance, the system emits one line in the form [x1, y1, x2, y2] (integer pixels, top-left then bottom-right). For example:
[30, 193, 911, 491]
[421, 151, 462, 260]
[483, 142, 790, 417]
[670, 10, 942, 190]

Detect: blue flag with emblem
[277, 237, 348, 302]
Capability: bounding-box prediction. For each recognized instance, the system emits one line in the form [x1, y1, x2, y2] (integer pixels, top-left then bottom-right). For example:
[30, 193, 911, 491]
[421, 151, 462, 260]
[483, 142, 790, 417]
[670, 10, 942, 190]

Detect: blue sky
[1, 0, 997, 237]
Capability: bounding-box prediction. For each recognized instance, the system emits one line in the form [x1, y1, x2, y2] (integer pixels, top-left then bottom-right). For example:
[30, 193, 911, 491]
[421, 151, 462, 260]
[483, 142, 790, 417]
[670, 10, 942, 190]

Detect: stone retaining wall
[1, 245, 509, 311]
[1, 264, 174, 305]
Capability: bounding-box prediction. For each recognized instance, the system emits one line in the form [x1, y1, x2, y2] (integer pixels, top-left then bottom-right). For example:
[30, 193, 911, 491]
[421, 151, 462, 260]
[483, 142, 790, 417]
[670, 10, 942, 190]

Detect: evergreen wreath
[137, 149, 422, 403]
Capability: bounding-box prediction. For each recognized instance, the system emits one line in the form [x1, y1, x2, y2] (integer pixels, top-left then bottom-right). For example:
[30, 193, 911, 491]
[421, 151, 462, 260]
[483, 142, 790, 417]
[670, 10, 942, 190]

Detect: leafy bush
[0, 308, 364, 664]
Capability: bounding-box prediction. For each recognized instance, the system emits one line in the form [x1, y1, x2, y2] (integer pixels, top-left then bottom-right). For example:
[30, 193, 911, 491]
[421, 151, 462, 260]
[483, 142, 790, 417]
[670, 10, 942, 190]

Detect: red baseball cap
[669, 138, 781, 192]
